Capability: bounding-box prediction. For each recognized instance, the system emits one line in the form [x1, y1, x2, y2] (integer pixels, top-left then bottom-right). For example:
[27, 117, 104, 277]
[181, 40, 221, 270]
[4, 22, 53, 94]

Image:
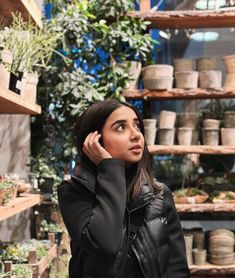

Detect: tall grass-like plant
[0, 13, 61, 76]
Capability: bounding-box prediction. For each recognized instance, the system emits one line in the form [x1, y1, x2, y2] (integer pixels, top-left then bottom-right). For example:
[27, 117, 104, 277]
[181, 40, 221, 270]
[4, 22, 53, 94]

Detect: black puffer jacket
[57, 158, 189, 278]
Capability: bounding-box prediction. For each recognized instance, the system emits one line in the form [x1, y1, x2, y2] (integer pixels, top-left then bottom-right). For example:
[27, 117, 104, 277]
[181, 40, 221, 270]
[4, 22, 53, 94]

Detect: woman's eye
[135, 122, 141, 130]
[116, 124, 125, 131]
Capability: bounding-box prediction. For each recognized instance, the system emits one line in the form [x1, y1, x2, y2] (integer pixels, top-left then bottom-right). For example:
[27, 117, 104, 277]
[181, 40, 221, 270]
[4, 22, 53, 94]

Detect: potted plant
[0, 13, 61, 102]
[0, 176, 17, 206]
[12, 265, 32, 278]
[40, 220, 63, 245]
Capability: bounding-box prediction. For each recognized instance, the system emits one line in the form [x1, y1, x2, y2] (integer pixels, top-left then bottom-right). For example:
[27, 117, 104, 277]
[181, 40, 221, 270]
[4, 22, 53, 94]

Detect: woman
[58, 99, 189, 278]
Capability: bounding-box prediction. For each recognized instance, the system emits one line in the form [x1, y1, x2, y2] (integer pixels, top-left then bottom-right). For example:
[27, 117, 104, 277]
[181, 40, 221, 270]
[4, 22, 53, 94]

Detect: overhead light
[159, 30, 170, 40]
[190, 31, 219, 41]
[195, 0, 226, 10]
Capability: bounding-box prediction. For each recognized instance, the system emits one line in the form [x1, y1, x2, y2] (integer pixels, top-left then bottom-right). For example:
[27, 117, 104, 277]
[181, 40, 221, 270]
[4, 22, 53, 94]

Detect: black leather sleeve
[164, 186, 190, 278]
[57, 158, 126, 258]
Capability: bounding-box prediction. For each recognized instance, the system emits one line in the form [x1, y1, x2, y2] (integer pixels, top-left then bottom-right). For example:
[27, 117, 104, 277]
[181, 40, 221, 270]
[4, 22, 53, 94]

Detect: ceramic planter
[193, 249, 207, 265]
[224, 111, 235, 128]
[143, 119, 157, 145]
[203, 119, 220, 129]
[193, 231, 205, 249]
[173, 58, 194, 71]
[177, 127, 193, 145]
[223, 54, 235, 73]
[196, 57, 218, 71]
[175, 71, 198, 89]
[199, 70, 222, 89]
[221, 128, 235, 146]
[158, 128, 175, 145]
[202, 128, 219, 146]
[159, 110, 176, 129]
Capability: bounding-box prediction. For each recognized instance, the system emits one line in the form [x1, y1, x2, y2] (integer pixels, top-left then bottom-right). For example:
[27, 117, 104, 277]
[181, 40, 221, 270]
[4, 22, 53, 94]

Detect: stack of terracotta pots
[143, 119, 157, 145]
[177, 113, 199, 145]
[174, 58, 198, 89]
[221, 111, 235, 145]
[157, 110, 176, 145]
[202, 118, 220, 146]
[209, 229, 235, 265]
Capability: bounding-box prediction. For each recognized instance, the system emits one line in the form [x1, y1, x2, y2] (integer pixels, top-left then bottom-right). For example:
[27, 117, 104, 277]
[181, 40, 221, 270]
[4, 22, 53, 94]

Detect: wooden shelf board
[0, 194, 41, 222]
[0, 87, 41, 115]
[148, 145, 235, 155]
[0, 0, 43, 29]
[128, 9, 235, 29]
[176, 202, 235, 213]
[190, 261, 235, 274]
[30, 244, 57, 276]
[123, 88, 235, 100]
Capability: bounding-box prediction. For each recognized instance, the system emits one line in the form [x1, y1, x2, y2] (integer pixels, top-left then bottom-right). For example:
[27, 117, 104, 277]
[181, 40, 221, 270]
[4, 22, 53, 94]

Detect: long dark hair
[74, 99, 162, 199]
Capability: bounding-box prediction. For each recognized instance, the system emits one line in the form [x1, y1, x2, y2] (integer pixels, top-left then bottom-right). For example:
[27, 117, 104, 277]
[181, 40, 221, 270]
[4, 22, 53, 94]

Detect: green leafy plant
[12, 265, 32, 278]
[40, 220, 63, 234]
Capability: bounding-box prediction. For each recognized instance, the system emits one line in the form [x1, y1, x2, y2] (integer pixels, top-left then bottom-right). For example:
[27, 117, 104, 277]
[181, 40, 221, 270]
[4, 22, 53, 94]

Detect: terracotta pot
[175, 71, 198, 89]
[143, 76, 173, 90]
[224, 111, 235, 128]
[158, 128, 175, 145]
[124, 61, 141, 89]
[203, 119, 220, 129]
[199, 70, 222, 89]
[193, 231, 205, 249]
[202, 128, 219, 146]
[196, 57, 218, 71]
[177, 127, 193, 145]
[221, 128, 235, 146]
[193, 249, 207, 266]
[223, 54, 235, 73]
[159, 110, 176, 129]
[210, 252, 235, 265]
[209, 229, 234, 238]
[184, 234, 193, 252]
[173, 58, 194, 71]
[224, 73, 235, 88]
[143, 119, 157, 145]
[142, 64, 174, 78]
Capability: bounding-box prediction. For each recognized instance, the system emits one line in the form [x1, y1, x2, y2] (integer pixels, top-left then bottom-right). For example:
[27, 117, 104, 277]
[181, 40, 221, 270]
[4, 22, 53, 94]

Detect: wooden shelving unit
[190, 262, 235, 275]
[0, 194, 41, 222]
[123, 88, 235, 100]
[0, 87, 41, 114]
[0, 0, 43, 29]
[176, 202, 235, 213]
[148, 145, 235, 155]
[128, 9, 235, 29]
[30, 244, 57, 277]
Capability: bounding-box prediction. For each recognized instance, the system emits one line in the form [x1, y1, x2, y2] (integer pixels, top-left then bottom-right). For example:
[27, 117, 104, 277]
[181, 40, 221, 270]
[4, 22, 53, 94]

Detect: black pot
[9, 72, 23, 94]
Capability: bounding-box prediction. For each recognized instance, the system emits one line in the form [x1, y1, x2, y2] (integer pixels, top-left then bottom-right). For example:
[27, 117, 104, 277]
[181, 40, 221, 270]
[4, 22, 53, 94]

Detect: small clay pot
[202, 128, 219, 146]
[175, 71, 198, 89]
[223, 54, 235, 73]
[203, 119, 220, 129]
[196, 57, 218, 71]
[224, 111, 235, 128]
[193, 249, 207, 266]
[159, 110, 176, 129]
[177, 127, 193, 145]
[199, 70, 222, 89]
[158, 128, 175, 145]
[173, 58, 194, 71]
[221, 128, 235, 146]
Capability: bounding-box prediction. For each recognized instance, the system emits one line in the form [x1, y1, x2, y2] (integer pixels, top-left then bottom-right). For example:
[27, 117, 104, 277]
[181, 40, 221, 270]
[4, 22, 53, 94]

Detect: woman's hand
[83, 131, 112, 165]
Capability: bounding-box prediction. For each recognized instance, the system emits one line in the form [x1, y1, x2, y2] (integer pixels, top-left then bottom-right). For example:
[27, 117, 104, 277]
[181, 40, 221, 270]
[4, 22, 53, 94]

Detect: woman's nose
[130, 127, 141, 140]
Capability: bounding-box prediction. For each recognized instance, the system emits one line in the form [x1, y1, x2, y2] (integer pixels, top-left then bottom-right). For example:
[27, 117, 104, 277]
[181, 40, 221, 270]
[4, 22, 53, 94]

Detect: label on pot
[16, 80, 22, 91]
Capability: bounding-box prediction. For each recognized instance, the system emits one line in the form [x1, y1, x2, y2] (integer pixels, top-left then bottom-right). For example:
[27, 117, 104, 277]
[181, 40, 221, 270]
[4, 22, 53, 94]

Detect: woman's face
[102, 105, 144, 164]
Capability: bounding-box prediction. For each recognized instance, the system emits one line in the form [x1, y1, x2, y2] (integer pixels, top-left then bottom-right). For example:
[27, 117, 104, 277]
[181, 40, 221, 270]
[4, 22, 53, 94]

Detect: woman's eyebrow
[110, 118, 139, 127]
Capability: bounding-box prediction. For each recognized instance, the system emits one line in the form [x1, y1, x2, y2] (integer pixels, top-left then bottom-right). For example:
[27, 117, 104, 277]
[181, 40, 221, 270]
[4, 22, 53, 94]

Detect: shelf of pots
[147, 145, 235, 155]
[123, 88, 235, 100]
[175, 202, 235, 213]
[0, 0, 43, 29]
[0, 193, 41, 222]
[128, 9, 235, 29]
[190, 261, 235, 275]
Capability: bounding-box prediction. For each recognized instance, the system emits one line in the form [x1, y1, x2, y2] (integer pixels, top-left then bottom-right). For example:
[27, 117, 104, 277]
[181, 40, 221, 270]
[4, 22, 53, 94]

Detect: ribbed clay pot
[199, 70, 222, 89]
[196, 57, 218, 71]
[193, 249, 207, 266]
[175, 71, 198, 89]
[143, 76, 173, 90]
[173, 58, 194, 71]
